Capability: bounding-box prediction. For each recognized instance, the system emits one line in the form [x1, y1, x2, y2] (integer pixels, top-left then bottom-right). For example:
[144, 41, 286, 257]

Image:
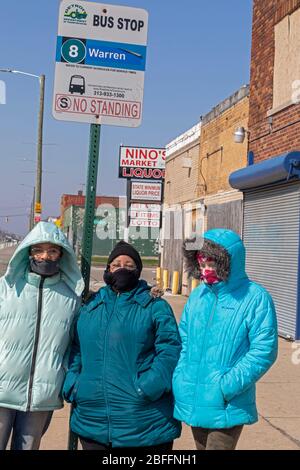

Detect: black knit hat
[107, 241, 143, 275]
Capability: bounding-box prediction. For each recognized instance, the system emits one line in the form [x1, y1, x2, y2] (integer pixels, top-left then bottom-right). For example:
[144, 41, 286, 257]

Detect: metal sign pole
[67, 123, 101, 450]
[81, 123, 101, 298]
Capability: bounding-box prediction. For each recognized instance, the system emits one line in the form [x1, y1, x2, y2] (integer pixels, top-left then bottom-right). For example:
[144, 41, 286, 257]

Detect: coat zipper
[26, 277, 45, 411]
[191, 287, 218, 416]
[199, 287, 218, 363]
[207, 288, 218, 328]
[103, 292, 120, 443]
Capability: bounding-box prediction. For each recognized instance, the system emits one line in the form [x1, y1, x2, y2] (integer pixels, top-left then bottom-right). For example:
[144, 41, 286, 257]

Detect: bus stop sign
[53, 1, 148, 127]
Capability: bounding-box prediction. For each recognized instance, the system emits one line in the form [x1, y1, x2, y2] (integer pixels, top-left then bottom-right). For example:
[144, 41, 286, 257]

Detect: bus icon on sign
[69, 75, 85, 95]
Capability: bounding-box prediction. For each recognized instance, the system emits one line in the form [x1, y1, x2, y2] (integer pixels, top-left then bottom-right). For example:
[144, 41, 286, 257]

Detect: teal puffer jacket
[63, 281, 182, 447]
[173, 229, 278, 429]
[0, 222, 84, 411]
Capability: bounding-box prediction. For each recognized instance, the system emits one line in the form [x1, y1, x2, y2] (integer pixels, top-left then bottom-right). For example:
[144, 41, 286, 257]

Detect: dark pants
[191, 425, 243, 450]
[0, 407, 53, 450]
[80, 436, 173, 452]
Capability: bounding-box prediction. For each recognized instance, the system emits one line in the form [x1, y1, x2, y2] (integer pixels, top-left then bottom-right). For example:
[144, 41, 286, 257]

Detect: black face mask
[103, 268, 140, 293]
[30, 258, 60, 277]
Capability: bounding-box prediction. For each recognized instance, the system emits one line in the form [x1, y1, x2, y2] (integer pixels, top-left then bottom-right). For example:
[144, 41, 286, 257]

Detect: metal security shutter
[243, 181, 300, 339]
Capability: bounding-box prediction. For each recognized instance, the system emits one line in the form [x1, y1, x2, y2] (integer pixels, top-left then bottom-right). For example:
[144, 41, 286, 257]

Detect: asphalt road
[0, 245, 17, 275]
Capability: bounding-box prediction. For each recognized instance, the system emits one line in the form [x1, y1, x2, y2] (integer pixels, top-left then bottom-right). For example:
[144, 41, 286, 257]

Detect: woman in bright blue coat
[172, 229, 278, 450]
[63, 241, 181, 450]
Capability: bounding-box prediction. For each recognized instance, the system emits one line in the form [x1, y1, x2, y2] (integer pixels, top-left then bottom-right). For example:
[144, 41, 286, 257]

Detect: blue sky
[0, 0, 252, 235]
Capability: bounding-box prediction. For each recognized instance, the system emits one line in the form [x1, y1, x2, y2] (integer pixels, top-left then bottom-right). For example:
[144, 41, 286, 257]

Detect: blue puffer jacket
[63, 281, 182, 447]
[173, 229, 278, 429]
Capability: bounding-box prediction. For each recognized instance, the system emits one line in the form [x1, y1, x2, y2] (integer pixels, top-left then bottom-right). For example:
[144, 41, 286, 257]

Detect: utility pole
[34, 74, 45, 223]
[29, 187, 36, 230]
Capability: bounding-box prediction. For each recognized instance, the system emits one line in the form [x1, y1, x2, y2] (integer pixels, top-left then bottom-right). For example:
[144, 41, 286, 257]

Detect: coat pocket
[132, 374, 151, 402]
[195, 382, 227, 409]
[62, 373, 79, 403]
[75, 377, 103, 407]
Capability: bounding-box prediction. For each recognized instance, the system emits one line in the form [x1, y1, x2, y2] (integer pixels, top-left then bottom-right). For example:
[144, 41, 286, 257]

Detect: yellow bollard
[191, 278, 199, 290]
[163, 269, 169, 290]
[156, 267, 162, 288]
[172, 271, 179, 295]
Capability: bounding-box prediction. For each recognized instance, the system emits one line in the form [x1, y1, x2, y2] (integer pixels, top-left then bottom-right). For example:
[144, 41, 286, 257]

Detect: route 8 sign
[53, 1, 148, 127]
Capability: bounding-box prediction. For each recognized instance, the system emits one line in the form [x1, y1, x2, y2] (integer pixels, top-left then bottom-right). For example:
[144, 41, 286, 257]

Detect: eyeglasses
[31, 247, 61, 259]
[110, 262, 136, 271]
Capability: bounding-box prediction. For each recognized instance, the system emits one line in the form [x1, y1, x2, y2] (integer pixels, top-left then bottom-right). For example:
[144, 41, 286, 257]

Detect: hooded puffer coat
[63, 280, 182, 447]
[173, 229, 278, 429]
[0, 222, 84, 411]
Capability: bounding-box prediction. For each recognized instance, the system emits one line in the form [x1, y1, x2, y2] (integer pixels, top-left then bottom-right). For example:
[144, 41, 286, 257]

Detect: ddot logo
[64, 4, 87, 25]
[0, 80, 6, 104]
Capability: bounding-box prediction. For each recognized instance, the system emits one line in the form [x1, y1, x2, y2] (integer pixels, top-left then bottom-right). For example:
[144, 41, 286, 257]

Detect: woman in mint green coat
[172, 229, 278, 450]
[0, 222, 84, 450]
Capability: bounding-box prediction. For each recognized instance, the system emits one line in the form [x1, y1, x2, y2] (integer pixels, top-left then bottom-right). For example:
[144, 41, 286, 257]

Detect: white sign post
[131, 181, 162, 201]
[129, 202, 161, 228]
[53, 1, 148, 127]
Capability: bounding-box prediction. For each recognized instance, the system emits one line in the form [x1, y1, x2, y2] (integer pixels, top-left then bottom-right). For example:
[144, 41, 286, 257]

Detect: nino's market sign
[119, 146, 165, 180]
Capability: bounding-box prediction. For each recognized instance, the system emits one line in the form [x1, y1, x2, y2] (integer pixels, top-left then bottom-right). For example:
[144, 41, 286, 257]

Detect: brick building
[230, 0, 300, 339]
[162, 123, 201, 292]
[199, 85, 249, 238]
[61, 191, 157, 257]
[246, 0, 300, 161]
[60, 191, 120, 224]
[162, 85, 249, 294]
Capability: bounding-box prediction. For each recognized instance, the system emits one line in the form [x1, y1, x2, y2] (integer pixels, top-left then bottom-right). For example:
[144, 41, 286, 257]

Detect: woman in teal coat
[172, 229, 278, 450]
[63, 241, 181, 451]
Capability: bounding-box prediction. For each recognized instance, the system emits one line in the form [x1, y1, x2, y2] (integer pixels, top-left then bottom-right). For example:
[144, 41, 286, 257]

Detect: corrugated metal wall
[206, 200, 243, 235]
[243, 182, 300, 339]
[162, 209, 184, 288]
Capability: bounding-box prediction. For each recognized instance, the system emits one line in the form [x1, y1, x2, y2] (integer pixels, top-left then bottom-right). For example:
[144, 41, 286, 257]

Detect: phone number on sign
[94, 91, 125, 98]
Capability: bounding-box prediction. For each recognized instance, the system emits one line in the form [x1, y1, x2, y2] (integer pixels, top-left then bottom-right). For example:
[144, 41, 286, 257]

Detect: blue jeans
[0, 407, 53, 450]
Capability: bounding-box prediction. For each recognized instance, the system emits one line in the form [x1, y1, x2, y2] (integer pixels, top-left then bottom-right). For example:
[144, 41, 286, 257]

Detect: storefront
[230, 152, 300, 340]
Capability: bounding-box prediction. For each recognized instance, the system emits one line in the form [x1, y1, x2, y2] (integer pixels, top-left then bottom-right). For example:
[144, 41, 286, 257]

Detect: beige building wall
[165, 125, 200, 206]
[198, 95, 249, 197]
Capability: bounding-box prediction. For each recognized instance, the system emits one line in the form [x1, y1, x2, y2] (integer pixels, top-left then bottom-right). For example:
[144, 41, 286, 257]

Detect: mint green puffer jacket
[0, 222, 84, 411]
[173, 229, 278, 429]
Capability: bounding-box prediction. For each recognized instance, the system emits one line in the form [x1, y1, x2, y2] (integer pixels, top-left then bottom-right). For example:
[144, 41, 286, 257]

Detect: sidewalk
[41, 293, 300, 450]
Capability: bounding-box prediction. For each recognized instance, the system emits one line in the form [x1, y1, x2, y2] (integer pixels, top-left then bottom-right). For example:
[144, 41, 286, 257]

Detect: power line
[0, 214, 29, 218]
[0, 206, 30, 209]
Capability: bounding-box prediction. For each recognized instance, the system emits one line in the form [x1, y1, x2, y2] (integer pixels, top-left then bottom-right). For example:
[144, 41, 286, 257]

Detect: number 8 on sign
[61, 38, 86, 64]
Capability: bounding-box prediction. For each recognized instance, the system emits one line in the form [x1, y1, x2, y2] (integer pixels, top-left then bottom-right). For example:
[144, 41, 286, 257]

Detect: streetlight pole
[19, 184, 35, 229]
[35, 74, 45, 222]
[0, 68, 45, 224]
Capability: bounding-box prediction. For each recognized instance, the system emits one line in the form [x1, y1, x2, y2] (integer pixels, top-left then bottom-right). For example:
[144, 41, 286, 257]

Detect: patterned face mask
[196, 254, 221, 285]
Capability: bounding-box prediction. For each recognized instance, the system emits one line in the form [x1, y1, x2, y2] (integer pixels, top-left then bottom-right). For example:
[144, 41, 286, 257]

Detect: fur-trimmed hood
[183, 228, 248, 289]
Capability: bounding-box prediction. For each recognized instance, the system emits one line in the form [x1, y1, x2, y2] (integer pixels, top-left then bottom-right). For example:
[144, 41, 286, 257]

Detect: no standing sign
[53, 1, 148, 127]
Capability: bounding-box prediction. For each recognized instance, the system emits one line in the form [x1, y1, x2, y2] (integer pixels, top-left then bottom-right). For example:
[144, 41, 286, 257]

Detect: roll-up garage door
[243, 182, 300, 339]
